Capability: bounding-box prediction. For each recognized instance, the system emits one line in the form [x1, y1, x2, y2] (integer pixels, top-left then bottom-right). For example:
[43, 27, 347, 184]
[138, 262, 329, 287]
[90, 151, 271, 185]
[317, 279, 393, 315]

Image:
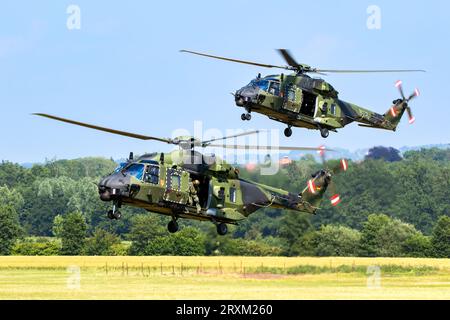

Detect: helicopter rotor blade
[205, 144, 334, 152]
[277, 49, 300, 68]
[395, 80, 406, 100]
[180, 50, 290, 71]
[406, 107, 415, 124]
[201, 130, 262, 146]
[33, 113, 173, 144]
[315, 69, 426, 74]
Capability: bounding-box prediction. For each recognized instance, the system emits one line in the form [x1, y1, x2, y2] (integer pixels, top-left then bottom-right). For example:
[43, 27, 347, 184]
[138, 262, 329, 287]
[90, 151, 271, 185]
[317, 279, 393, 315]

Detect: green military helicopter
[34, 113, 348, 235]
[181, 49, 424, 138]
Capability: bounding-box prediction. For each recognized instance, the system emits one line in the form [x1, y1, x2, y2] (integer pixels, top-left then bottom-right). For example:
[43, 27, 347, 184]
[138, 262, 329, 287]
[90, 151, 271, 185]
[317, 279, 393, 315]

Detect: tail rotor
[304, 147, 348, 207]
[393, 80, 420, 124]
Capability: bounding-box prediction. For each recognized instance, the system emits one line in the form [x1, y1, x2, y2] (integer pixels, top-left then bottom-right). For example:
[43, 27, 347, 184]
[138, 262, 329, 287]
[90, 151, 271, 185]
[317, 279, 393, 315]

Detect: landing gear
[216, 223, 228, 236]
[168, 220, 179, 233]
[107, 201, 121, 220]
[107, 209, 121, 220]
[241, 112, 251, 121]
[320, 127, 329, 138]
[284, 126, 292, 137]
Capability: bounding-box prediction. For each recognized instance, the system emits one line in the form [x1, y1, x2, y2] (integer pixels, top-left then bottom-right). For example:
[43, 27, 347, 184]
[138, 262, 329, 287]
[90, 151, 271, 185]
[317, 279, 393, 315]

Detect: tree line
[0, 147, 449, 257]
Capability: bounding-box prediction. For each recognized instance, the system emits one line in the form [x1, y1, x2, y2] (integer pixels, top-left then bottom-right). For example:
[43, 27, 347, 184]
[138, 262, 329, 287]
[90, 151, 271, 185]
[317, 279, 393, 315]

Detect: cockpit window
[144, 165, 159, 185]
[123, 163, 145, 180]
[114, 162, 127, 173]
[249, 78, 280, 95]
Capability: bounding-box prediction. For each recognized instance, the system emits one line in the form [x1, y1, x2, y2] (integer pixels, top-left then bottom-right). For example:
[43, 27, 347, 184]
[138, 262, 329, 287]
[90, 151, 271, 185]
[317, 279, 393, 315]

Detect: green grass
[0, 256, 449, 299]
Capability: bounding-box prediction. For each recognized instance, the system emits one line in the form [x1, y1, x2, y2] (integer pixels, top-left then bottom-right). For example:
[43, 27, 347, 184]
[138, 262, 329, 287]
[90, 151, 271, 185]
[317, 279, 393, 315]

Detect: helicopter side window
[170, 174, 181, 191]
[268, 81, 280, 96]
[144, 165, 159, 185]
[229, 187, 237, 203]
[330, 104, 336, 115]
[287, 85, 295, 101]
[123, 163, 145, 180]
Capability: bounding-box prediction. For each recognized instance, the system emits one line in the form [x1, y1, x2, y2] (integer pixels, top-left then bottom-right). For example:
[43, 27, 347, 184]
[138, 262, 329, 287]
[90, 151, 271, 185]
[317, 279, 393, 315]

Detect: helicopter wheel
[216, 223, 228, 236]
[245, 113, 251, 121]
[168, 220, 179, 233]
[284, 127, 292, 137]
[113, 210, 122, 220]
[107, 210, 121, 220]
[107, 210, 115, 220]
[320, 128, 329, 138]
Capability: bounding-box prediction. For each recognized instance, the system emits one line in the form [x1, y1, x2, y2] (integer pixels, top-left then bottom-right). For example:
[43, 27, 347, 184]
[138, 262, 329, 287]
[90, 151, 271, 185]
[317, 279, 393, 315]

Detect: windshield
[123, 163, 145, 180]
[249, 79, 269, 91]
[248, 78, 279, 95]
[114, 162, 127, 173]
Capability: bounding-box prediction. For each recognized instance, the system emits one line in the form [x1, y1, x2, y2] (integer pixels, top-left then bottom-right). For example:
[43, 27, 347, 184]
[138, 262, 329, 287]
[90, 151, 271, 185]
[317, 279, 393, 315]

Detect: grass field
[0, 256, 449, 299]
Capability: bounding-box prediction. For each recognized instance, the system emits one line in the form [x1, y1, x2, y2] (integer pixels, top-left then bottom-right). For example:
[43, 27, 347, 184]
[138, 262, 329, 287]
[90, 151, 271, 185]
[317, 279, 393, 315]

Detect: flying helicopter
[34, 113, 348, 235]
[181, 49, 424, 138]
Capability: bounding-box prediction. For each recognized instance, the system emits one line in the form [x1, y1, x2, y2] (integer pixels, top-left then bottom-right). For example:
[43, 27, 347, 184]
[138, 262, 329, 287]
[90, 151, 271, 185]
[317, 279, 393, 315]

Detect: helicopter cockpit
[121, 163, 145, 180]
[248, 76, 280, 96]
[236, 76, 281, 106]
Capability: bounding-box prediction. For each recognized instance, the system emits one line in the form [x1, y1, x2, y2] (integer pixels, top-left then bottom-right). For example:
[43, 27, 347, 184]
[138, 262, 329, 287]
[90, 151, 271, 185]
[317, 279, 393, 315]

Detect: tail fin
[383, 99, 408, 130]
[383, 81, 420, 130]
[300, 170, 331, 210]
[299, 159, 349, 213]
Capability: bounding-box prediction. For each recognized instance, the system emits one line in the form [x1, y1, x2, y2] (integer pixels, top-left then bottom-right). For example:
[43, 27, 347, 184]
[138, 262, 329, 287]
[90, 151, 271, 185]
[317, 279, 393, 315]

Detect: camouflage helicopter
[34, 113, 348, 235]
[181, 49, 424, 138]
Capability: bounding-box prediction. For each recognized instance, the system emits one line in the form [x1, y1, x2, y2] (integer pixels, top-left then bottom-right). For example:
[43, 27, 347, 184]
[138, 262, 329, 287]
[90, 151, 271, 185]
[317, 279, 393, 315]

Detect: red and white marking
[317, 145, 326, 156]
[330, 194, 341, 206]
[340, 159, 348, 171]
[414, 88, 420, 97]
[390, 106, 397, 117]
[308, 179, 316, 194]
[395, 80, 403, 88]
[408, 116, 416, 124]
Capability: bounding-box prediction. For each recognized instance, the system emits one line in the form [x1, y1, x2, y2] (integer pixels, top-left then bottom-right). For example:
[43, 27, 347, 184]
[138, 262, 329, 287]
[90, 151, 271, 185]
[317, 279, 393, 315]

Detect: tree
[431, 216, 450, 258]
[52, 215, 64, 238]
[359, 214, 423, 257]
[144, 227, 206, 256]
[0, 205, 22, 255]
[365, 146, 402, 162]
[290, 225, 361, 257]
[128, 215, 166, 255]
[402, 233, 432, 257]
[279, 212, 312, 249]
[83, 228, 121, 255]
[0, 185, 24, 211]
[60, 212, 87, 255]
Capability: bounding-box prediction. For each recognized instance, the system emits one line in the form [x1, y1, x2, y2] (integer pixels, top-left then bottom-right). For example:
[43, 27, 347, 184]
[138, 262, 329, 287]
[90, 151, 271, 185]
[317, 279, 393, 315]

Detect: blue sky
[1, 0, 449, 163]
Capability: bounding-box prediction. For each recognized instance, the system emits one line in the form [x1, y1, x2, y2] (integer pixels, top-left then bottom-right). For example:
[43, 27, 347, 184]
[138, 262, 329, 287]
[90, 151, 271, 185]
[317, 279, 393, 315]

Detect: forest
[0, 147, 449, 257]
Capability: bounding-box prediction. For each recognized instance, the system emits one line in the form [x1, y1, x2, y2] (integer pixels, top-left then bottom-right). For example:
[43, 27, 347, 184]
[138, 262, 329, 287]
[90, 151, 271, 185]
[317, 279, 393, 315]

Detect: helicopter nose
[98, 174, 130, 201]
[235, 86, 259, 106]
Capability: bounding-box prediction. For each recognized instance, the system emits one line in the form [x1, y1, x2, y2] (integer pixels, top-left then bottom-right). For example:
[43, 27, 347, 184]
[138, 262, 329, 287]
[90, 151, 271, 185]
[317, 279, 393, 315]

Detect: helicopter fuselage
[235, 73, 402, 138]
[97, 150, 324, 229]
